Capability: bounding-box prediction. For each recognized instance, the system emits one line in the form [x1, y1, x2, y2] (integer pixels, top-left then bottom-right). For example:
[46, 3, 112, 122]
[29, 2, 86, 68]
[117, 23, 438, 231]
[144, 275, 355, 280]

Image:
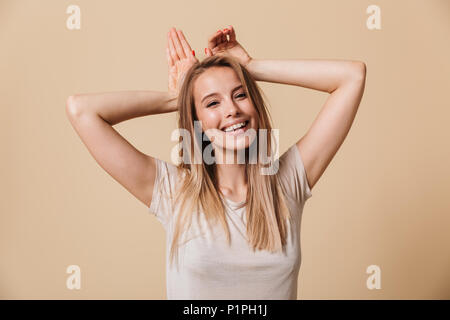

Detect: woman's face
[193, 66, 259, 155]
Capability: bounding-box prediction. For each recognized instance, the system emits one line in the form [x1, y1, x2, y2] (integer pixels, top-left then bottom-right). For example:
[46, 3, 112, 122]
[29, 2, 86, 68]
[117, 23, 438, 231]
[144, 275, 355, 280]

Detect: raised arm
[67, 90, 178, 125]
[206, 25, 366, 191]
[66, 27, 198, 208]
[247, 58, 366, 190]
[66, 90, 177, 207]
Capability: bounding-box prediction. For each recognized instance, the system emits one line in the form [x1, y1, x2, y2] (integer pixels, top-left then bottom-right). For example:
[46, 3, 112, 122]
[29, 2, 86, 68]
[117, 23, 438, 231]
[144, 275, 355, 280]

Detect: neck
[214, 162, 247, 191]
[213, 147, 248, 191]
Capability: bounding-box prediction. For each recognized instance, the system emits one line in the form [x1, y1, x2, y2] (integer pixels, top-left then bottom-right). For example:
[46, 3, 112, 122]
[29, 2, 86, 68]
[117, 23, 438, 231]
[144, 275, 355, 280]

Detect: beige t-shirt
[148, 144, 312, 299]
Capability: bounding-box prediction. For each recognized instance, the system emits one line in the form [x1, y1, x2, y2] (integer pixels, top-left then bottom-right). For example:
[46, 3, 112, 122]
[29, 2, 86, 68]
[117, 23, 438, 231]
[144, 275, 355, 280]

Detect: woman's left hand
[205, 25, 253, 68]
[166, 27, 198, 97]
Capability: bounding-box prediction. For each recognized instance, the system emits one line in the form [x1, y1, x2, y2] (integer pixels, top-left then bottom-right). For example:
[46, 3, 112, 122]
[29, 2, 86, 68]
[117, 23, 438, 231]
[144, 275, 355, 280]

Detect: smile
[222, 120, 249, 136]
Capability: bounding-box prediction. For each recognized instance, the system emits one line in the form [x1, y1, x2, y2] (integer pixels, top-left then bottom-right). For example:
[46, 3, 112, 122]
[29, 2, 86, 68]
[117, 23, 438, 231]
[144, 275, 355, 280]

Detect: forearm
[246, 59, 365, 93]
[67, 90, 178, 125]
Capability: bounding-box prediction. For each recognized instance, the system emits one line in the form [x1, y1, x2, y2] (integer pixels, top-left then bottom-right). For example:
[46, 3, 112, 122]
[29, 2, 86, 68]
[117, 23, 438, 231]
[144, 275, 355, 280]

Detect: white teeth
[224, 121, 246, 132]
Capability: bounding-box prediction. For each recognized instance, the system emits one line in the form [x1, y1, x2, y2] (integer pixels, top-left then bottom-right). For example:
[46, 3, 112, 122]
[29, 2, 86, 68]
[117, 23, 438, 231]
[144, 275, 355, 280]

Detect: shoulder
[153, 157, 185, 193]
[148, 157, 186, 226]
[276, 144, 313, 205]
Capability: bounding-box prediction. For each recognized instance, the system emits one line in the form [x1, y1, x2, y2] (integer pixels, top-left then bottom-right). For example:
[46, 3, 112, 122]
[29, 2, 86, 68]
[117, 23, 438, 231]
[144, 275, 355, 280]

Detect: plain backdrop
[1, 0, 449, 299]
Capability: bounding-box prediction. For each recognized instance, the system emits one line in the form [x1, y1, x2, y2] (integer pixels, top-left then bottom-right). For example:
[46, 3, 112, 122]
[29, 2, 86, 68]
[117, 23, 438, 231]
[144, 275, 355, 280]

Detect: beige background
[1, 0, 449, 299]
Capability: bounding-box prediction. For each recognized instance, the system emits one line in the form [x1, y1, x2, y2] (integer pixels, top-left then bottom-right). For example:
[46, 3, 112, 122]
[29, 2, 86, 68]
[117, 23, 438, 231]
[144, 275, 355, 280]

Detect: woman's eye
[206, 93, 246, 107]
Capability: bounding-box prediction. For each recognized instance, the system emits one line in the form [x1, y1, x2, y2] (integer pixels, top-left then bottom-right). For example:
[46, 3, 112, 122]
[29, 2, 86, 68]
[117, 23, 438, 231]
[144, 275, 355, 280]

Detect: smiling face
[193, 66, 259, 155]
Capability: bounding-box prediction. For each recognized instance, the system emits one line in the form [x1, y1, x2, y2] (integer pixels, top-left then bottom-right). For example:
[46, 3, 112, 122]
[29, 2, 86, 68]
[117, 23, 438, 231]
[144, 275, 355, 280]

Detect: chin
[216, 125, 258, 152]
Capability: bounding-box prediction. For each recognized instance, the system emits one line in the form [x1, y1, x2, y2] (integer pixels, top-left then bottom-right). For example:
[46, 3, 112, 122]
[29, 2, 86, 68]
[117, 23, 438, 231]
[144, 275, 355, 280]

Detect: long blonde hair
[169, 55, 291, 268]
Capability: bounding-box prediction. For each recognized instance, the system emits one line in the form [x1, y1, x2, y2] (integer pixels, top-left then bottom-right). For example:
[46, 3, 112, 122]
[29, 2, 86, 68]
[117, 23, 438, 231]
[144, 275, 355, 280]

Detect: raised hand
[166, 27, 198, 97]
[205, 25, 253, 68]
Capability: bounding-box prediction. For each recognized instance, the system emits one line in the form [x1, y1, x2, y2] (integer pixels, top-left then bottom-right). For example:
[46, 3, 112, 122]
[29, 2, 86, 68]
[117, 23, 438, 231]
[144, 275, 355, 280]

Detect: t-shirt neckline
[224, 197, 246, 206]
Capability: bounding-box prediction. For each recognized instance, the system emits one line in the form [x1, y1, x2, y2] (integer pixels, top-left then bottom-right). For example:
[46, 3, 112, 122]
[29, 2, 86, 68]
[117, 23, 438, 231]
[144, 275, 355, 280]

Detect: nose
[224, 98, 241, 117]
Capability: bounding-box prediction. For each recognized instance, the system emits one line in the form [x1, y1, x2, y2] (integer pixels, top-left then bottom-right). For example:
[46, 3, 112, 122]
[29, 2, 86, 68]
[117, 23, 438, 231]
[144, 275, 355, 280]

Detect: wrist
[243, 57, 254, 69]
[166, 91, 179, 113]
[244, 58, 259, 80]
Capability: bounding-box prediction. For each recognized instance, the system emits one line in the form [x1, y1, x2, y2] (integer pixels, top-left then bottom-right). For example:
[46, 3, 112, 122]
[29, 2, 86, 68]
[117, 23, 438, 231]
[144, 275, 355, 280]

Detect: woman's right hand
[205, 25, 253, 68]
[166, 27, 198, 98]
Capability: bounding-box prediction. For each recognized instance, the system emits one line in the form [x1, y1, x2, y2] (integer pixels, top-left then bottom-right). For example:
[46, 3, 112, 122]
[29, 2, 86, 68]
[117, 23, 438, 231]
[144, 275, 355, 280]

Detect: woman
[66, 26, 366, 299]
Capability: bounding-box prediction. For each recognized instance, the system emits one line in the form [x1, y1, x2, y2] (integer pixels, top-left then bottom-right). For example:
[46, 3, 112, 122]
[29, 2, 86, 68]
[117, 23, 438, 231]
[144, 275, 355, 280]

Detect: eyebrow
[201, 84, 244, 104]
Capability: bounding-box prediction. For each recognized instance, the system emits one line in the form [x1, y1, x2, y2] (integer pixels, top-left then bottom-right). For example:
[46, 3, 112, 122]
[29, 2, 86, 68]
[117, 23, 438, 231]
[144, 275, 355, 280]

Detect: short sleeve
[276, 144, 313, 206]
[148, 157, 180, 228]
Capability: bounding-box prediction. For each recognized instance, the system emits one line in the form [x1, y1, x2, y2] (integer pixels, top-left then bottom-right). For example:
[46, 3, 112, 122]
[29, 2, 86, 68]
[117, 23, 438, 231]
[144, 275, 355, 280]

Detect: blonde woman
[66, 26, 366, 300]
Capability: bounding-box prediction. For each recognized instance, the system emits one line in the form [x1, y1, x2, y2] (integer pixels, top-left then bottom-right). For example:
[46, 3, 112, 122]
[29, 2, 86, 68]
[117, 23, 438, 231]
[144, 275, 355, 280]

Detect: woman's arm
[67, 90, 178, 126]
[206, 25, 366, 191]
[65, 91, 176, 208]
[247, 58, 367, 190]
[66, 27, 198, 208]
[246, 58, 365, 93]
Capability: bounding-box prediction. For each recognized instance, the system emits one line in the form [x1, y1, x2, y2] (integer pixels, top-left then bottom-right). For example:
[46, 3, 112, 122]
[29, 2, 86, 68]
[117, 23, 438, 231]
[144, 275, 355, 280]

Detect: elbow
[66, 95, 83, 119]
[350, 61, 367, 83]
[330, 62, 367, 94]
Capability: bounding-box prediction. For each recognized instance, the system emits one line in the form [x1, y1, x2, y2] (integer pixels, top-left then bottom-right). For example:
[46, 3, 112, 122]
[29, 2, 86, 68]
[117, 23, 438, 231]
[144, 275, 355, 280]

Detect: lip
[223, 120, 249, 136]
[221, 119, 248, 131]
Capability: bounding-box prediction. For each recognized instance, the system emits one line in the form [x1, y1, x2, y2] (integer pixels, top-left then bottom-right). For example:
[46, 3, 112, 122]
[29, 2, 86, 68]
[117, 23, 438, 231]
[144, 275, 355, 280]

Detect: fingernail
[204, 48, 207, 54]
[192, 50, 195, 56]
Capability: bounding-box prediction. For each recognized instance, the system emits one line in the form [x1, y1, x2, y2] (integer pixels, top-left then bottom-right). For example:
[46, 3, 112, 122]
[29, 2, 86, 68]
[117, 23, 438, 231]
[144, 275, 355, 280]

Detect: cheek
[201, 111, 221, 129]
[242, 100, 256, 112]
[244, 103, 258, 120]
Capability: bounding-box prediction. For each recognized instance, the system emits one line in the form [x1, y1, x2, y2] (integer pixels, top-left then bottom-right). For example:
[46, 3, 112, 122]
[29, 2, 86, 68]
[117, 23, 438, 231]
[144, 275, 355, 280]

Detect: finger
[176, 29, 194, 57]
[219, 29, 227, 43]
[170, 28, 186, 59]
[205, 47, 213, 57]
[222, 27, 230, 42]
[207, 30, 222, 49]
[214, 30, 226, 50]
[227, 25, 236, 42]
[222, 28, 230, 43]
[166, 46, 174, 68]
[166, 36, 174, 67]
[168, 29, 180, 61]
